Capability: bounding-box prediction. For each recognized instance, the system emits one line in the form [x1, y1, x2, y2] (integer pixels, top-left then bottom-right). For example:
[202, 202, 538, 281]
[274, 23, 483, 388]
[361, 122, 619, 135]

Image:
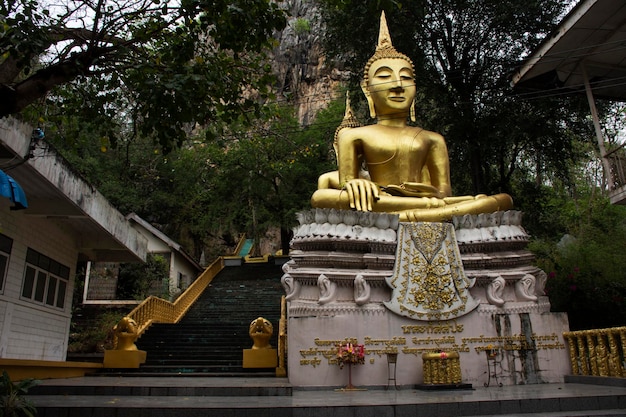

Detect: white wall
[0, 199, 76, 361]
[132, 222, 201, 293]
[171, 252, 200, 290]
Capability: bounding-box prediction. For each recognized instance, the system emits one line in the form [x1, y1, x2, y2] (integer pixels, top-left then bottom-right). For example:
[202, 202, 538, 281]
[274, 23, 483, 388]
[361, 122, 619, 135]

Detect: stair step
[28, 380, 626, 417]
[497, 412, 626, 417]
[142, 353, 264, 358]
[121, 367, 275, 374]
[30, 377, 291, 397]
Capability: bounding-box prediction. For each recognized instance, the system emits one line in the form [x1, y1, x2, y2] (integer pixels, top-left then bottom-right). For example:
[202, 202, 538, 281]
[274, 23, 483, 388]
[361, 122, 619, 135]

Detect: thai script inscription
[298, 326, 565, 367]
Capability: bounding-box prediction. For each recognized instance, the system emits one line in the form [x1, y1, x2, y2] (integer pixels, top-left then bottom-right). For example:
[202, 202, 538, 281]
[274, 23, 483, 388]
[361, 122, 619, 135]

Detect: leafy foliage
[68, 309, 126, 353]
[194, 103, 337, 255]
[0, 371, 38, 417]
[46, 97, 339, 260]
[530, 191, 626, 330]
[117, 254, 169, 300]
[1, 0, 286, 150]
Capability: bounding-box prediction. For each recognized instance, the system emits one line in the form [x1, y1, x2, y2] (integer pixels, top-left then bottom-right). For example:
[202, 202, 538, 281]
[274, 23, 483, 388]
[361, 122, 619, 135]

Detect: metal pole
[582, 63, 614, 189]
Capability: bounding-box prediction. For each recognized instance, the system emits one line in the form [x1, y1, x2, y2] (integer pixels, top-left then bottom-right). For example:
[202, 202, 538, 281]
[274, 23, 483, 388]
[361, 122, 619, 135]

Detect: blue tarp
[0, 169, 27, 210]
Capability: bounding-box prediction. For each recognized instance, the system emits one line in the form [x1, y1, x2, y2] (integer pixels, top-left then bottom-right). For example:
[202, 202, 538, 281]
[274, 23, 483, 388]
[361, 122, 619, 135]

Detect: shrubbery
[530, 194, 626, 330]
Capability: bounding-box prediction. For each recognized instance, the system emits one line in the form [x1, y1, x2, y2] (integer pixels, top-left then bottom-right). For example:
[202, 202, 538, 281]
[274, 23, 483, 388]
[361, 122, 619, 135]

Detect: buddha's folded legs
[398, 193, 513, 222]
[311, 189, 513, 222]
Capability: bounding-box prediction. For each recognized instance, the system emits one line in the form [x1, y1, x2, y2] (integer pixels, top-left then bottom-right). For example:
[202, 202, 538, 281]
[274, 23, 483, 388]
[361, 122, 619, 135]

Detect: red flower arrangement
[336, 342, 365, 369]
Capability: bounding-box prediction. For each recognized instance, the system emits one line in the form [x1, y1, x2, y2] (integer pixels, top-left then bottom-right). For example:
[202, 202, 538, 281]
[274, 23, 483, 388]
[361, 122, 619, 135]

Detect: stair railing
[563, 327, 626, 377]
[231, 233, 247, 256]
[276, 295, 287, 377]
[124, 257, 225, 337]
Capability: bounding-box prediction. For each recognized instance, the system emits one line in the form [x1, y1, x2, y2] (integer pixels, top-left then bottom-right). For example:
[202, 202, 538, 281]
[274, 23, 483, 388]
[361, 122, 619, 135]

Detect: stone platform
[282, 209, 570, 388]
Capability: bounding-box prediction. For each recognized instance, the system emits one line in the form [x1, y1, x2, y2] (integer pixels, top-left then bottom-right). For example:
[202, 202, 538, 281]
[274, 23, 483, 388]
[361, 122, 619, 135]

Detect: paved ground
[29, 376, 626, 412]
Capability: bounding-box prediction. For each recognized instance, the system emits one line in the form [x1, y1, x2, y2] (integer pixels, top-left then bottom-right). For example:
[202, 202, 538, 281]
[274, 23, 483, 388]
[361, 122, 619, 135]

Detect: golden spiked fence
[125, 257, 225, 337]
[563, 327, 626, 377]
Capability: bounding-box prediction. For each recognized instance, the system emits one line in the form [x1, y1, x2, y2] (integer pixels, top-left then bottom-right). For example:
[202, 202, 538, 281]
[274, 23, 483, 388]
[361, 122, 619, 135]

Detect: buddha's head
[361, 12, 416, 122]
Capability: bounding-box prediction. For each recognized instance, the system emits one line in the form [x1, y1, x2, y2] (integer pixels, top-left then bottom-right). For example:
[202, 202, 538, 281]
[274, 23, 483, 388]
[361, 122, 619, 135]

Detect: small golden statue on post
[243, 317, 277, 368]
[113, 316, 140, 351]
[103, 316, 147, 368]
[311, 11, 512, 222]
[249, 316, 273, 349]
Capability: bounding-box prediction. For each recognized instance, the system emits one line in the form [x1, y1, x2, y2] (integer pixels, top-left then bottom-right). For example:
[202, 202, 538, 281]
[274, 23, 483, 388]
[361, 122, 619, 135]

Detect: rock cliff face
[271, 0, 348, 125]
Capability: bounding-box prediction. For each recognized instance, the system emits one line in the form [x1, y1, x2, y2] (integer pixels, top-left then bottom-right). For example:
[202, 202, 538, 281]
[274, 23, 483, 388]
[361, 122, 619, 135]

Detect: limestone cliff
[271, 0, 349, 125]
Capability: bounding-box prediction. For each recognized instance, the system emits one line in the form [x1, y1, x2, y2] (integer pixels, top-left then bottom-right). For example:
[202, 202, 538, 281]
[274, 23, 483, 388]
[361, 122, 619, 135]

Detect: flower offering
[336, 341, 365, 369]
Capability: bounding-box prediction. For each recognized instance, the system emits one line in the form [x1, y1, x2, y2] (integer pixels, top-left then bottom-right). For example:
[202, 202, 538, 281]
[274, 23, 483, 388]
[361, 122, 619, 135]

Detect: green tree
[117, 254, 169, 300]
[318, 0, 592, 196]
[1, 0, 286, 150]
[531, 191, 626, 330]
[45, 97, 341, 260]
[201, 103, 337, 255]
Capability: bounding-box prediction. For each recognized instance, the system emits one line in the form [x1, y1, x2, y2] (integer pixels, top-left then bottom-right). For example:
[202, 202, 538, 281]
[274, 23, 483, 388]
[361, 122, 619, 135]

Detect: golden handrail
[231, 234, 247, 256]
[276, 295, 287, 377]
[125, 257, 225, 337]
[563, 327, 626, 377]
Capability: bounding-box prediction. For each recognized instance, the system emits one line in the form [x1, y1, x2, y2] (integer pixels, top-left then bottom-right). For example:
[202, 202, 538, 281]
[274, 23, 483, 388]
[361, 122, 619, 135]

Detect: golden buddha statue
[311, 12, 512, 222]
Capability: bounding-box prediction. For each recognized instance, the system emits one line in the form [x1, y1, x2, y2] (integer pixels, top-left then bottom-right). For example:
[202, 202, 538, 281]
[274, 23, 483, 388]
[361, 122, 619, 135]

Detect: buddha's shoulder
[337, 124, 405, 136]
[337, 125, 445, 142]
[336, 125, 374, 141]
[418, 128, 445, 142]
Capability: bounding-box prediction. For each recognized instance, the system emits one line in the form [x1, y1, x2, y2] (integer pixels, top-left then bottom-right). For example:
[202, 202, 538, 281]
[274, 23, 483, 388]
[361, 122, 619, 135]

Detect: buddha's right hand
[344, 179, 380, 212]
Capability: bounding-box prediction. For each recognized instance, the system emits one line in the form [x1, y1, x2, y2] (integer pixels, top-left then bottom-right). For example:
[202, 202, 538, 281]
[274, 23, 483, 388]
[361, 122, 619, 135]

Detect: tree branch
[0, 49, 102, 117]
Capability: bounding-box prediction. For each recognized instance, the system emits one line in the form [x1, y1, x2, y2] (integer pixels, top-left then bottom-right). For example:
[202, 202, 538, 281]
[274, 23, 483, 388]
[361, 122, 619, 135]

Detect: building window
[21, 248, 69, 309]
[0, 234, 12, 292]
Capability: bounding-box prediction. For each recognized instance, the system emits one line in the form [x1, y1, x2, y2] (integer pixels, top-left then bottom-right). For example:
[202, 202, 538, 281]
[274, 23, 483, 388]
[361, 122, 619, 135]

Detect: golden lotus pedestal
[243, 349, 278, 368]
[103, 350, 146, 368]
[419, 351, 472, 390]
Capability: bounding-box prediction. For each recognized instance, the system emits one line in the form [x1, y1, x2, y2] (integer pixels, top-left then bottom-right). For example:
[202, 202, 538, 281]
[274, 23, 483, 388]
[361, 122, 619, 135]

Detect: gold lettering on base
[297, 326, 566, 367]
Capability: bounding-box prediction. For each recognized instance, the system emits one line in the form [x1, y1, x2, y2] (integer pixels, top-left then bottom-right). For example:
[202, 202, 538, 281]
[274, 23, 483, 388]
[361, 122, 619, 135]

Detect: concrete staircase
[128, 263, 284, 375]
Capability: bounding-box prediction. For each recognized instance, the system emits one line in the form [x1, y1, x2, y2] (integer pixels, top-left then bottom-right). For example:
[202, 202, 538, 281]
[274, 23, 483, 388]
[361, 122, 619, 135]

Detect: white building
[83, 213, 203, 303]
[0, 117, 147, 361]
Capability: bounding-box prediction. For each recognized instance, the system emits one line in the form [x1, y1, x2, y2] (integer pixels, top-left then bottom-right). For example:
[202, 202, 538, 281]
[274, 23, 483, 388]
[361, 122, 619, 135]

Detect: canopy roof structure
[511, 0, 626, 204]
[511, 0, 626, 101]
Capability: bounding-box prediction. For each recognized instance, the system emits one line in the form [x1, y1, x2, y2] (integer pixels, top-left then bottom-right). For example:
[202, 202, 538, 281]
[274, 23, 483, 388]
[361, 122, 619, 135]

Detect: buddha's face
[365, 58, 416, 118]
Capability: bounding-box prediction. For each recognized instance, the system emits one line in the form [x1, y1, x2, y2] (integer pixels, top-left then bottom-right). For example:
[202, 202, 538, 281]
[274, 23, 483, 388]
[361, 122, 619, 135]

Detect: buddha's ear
[410, 98, 416, 122]
[361, 80, 376, 118]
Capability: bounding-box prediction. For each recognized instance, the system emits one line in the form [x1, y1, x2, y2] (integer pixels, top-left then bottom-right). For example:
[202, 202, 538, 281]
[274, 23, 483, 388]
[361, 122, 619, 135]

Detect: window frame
[21, 248, 69, 310]
[0, 234, 13, 293]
